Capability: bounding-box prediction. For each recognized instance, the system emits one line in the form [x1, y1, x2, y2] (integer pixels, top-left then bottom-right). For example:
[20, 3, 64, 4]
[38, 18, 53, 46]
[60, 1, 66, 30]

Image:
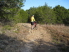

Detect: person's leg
[33, 22, 36, 29]
[31, 25, 33, 29]
[33, 22, 35, 28]
[33, 22, 37, 28]
[31, 22, 34, 29]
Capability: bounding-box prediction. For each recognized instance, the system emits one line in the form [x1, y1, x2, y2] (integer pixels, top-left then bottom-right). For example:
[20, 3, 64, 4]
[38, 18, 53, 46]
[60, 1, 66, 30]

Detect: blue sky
[21, 0, 69, 10]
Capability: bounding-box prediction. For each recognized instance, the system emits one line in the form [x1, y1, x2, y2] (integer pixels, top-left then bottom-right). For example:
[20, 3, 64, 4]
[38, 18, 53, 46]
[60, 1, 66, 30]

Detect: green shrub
[2, 25, 11, 30]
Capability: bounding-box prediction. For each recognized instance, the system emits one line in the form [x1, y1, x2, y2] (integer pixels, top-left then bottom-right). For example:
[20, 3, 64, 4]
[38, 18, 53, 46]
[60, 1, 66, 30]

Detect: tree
[53, 5, 69, 24]
[35, 4, 56, 24]
[14, 9, 28, 23]
[63, 9, 69, 25]
[27, 3, 56, 24]
[0, 0, 25, 23]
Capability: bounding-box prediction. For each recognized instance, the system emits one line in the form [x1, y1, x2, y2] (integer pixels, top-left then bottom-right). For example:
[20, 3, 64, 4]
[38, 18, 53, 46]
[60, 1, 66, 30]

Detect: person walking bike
[31, 15, 36, 29]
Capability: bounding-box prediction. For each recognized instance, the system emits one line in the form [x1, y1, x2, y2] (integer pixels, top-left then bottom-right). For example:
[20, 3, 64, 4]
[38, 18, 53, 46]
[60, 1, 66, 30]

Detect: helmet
[32, 15, 34, 16]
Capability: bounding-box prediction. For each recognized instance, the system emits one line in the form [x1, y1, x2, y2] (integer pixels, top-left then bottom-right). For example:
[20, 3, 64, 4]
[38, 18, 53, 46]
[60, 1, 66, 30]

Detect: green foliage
[0, 1, 69, 25]
[37, 5, 56, 24]
[27, 3, 56, 24]
[13, 9, 28, 23]
[26, 7, 37, 23]
[0, 0, 25, 23]
[2, 25, 11, 30]
[53, 5, 69, 24]
[26, 7, 37, 17]
[63, 9, 69, 25]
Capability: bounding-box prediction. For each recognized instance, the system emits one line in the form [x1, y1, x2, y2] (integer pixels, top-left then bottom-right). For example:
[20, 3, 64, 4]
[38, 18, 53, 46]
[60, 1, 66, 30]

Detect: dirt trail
[16, 23, 52, 42]
[17, 23, 60, 52]
[26, 24, 51, 42]
[1, 23, 60, 52]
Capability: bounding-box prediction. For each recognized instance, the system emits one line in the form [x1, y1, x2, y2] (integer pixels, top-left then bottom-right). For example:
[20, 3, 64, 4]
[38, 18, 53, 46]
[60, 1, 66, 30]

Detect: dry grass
[45, 24, 69, 52]
[0, 23, 69, 52]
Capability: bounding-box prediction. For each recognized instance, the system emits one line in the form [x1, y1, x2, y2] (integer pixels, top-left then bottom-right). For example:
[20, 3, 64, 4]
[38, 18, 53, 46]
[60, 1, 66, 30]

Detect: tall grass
[45, 24, 69, 52]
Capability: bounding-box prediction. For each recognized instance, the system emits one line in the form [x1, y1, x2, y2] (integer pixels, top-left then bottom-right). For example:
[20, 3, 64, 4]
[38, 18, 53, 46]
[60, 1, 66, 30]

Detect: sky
[21, 0, 69, 10]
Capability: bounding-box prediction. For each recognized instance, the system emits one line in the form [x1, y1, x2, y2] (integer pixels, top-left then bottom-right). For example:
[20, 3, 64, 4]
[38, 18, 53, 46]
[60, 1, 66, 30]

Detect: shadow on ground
[32, 39, 59, 52]
[56, 43, 69, 52]
[0, 34, 25, 52]
[0, 34, 60, 52]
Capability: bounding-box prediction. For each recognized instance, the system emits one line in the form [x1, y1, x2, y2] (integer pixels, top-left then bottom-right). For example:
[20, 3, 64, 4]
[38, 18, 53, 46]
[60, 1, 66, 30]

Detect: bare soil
[0, 23, 60, 52]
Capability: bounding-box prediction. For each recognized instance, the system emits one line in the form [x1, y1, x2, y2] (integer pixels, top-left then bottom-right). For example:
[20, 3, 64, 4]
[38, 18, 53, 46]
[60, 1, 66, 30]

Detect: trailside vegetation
[27, 4, 69, 25]
[0, 1, 69, 25]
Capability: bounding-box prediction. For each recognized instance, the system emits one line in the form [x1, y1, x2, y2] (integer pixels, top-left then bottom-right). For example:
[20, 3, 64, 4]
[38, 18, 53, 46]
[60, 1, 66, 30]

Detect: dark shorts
[31, 22, 34, 25]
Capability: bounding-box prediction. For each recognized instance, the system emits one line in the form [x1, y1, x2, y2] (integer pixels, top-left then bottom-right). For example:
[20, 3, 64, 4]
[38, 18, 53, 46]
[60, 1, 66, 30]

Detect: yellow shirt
[31, 16, 35, 22]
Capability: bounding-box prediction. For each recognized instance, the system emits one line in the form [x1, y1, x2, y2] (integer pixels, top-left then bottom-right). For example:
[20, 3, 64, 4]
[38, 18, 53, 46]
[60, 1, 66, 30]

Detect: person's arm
[33, 17, 35, 21]
[34, 18, 35, 21]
